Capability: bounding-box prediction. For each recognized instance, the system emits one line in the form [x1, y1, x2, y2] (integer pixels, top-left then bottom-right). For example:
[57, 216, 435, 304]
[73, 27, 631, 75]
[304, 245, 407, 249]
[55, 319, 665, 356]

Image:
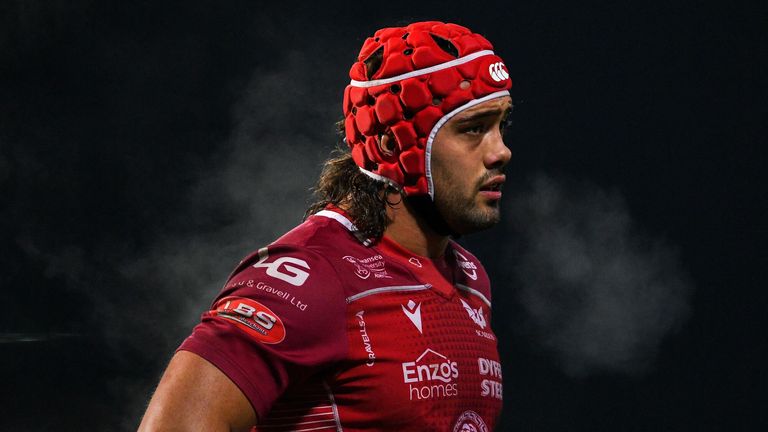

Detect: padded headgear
[343, 21, 512, 198]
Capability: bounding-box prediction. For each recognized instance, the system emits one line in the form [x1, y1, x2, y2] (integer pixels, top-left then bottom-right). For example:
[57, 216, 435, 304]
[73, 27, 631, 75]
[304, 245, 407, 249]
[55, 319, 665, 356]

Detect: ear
[377, 132, 395, 156]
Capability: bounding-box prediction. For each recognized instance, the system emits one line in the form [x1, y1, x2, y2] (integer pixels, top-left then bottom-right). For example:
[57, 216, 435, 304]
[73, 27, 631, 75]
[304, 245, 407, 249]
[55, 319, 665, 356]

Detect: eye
[462, 124, 486, 135]
[500, 109, 514, 135]
[500, 116, 513, 133]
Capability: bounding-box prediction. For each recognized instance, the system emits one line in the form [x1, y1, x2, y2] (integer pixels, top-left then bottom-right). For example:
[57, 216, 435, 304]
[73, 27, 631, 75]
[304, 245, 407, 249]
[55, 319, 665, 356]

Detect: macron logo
[402, 300, 423, 334]
[488, 62, 509, 82]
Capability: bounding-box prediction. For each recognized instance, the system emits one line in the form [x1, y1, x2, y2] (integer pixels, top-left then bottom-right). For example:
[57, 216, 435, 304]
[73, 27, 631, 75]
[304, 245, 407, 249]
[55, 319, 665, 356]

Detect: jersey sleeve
[178, 244, 348, 420]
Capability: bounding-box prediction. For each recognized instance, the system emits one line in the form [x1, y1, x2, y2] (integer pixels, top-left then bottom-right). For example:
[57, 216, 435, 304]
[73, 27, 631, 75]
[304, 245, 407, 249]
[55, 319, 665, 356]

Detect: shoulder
[207, 221, 354, 352]
[222, 211, 366, 300]
[448, 240, 493, 305]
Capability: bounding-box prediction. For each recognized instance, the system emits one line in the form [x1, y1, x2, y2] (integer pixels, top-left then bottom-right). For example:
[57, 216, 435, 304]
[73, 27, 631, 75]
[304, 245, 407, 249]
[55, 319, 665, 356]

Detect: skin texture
[138, 96, 512, 429]
[138, 350, 256, 431]
[385, 96, 513, 257]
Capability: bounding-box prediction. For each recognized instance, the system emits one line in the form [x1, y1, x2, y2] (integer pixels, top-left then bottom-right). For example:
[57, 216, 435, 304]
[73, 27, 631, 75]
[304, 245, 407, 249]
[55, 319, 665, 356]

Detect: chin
[450, 207, 501, 235]
[433, 190, 503, 234]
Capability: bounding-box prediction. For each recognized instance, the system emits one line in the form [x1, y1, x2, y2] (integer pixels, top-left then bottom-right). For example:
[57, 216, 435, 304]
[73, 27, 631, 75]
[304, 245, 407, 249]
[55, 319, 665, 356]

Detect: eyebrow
[453, 106, 512, 124]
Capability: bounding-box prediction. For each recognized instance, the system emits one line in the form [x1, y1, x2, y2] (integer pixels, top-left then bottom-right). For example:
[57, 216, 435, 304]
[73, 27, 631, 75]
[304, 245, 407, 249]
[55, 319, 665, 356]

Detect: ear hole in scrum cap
[377, 132, 395, 156]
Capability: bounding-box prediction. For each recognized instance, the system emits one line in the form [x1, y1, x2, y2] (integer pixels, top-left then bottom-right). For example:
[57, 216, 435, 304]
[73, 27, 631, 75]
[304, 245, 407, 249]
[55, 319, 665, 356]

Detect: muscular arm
[138, 350, 257, 432]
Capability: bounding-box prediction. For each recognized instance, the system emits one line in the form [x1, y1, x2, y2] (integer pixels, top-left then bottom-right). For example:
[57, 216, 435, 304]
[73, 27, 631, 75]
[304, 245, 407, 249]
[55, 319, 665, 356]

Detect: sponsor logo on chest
[402, 348, 459, 400]
[343, 254, 392, 279]
[453, 250, 478, 280]
[478, 358, 503, 400]
[355, 311, 376, 367]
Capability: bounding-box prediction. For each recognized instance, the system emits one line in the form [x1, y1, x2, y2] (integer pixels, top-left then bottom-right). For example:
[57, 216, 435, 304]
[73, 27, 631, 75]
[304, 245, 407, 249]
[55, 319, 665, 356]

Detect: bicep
[138, 350, 257, 432]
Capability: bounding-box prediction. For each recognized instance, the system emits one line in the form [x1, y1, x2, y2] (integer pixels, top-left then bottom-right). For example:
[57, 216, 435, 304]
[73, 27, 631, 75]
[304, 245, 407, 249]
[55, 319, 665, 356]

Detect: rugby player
[139, 20, 512, 431]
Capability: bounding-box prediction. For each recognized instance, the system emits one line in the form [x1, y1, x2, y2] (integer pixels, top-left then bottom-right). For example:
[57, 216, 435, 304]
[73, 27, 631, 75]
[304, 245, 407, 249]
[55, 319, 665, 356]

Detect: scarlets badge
[452, 410, 488, 432]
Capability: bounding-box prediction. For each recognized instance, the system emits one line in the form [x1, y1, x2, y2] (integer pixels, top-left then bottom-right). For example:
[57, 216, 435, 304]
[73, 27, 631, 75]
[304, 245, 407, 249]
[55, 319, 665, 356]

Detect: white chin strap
[358, 167, 404, 193]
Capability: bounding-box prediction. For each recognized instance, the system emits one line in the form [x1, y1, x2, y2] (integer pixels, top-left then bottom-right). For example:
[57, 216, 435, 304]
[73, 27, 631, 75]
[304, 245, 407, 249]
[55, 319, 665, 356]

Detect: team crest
[452, 410, 488, 432]
[460, 299, 487, 329]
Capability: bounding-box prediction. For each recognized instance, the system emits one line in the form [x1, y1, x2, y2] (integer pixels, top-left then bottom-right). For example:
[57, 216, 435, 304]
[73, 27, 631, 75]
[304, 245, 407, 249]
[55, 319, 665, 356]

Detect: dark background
[1, 1, 765, 430]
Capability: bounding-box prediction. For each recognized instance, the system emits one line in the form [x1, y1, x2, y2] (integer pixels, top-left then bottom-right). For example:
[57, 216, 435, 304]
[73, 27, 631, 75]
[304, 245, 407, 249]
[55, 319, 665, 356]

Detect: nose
[484, 130, 511, 170]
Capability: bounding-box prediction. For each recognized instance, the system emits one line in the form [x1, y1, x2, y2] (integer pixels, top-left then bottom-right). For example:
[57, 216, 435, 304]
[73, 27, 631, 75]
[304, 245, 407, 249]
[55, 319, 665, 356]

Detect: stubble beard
[434, 175, 501, 235]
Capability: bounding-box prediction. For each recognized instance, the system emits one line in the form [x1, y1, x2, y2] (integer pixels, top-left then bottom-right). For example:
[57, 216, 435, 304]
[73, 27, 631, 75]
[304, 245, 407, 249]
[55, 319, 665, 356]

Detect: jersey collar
[375, 235, 456, 298]
[313, 206, 457, 298]
[313, 206, 373, 246]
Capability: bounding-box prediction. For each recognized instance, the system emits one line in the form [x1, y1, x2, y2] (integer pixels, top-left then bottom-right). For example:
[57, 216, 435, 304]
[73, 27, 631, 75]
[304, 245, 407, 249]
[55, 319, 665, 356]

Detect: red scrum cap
[343, 21, 512, 198]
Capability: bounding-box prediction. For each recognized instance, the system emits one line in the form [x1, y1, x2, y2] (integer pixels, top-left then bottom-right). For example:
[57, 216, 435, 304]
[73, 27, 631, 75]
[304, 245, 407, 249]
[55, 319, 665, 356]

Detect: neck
[384, 194, 450, 259]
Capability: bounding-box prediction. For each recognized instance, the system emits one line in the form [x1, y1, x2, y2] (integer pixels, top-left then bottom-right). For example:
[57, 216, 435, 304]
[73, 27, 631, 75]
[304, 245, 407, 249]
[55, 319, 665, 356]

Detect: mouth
[479, 175, 505, 192]
[478, 175, 505, 200]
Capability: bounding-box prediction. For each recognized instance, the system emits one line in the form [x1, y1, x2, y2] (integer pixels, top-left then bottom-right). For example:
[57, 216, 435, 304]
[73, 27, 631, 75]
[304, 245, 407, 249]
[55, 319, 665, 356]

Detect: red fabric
[374, 93, 403, 126]
[179, 209, 502, 430]
[412, 106, 443, 136]
[399, 78, 431, 111]
[354, 105, 376, 136]
[390, 121, 418, 150]
[428, 67, 463, 98]
[399, 146, 424, 174]
[343, 21, 513, 196]
[441, 88, 475, 113]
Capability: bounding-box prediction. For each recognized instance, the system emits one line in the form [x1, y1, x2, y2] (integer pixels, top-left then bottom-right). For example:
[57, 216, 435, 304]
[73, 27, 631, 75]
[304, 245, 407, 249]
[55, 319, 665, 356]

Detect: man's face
[430, 96, 513, 234]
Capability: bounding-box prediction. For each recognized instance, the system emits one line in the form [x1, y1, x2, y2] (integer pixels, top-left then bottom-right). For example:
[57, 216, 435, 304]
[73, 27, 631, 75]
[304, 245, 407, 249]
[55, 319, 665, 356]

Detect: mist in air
[504, 174, 693, 376]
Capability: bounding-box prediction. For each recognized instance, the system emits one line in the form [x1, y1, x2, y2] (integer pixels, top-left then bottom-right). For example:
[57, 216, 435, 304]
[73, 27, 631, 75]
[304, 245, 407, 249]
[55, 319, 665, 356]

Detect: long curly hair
[304, 141, 401, 240]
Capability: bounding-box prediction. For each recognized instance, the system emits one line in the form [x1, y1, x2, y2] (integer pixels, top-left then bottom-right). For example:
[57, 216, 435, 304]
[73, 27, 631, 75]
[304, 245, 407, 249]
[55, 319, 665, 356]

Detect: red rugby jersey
[179, 208, 502, 431]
